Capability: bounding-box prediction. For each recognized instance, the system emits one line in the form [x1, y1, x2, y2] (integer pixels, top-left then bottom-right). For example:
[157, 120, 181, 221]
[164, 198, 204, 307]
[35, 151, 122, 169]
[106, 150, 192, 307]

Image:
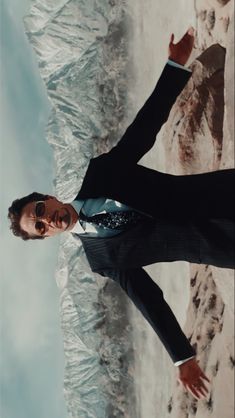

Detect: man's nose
[41, 213, 52, 224]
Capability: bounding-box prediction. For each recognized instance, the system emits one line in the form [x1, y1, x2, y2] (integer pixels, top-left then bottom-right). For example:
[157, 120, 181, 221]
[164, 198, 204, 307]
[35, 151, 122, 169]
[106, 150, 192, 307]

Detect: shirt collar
[69, 200, 85, 234]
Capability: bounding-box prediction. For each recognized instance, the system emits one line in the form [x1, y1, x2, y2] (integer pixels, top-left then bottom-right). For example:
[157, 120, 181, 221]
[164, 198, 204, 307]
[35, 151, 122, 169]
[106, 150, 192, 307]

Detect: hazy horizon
[1, 1, 68, 417]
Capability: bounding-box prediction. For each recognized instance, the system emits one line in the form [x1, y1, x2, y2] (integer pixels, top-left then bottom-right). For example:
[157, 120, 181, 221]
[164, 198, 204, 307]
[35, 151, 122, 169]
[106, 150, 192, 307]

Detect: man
[9, 28, 235, 400]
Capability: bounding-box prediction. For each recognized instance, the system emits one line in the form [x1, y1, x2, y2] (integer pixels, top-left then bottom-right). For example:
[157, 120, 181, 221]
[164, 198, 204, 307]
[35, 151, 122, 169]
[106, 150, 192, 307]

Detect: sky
[0, 0, 69, 417]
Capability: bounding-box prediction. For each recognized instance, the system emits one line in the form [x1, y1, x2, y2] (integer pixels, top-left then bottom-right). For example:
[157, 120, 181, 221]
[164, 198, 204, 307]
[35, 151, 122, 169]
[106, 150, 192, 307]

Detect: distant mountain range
[24, 1, 137, 417]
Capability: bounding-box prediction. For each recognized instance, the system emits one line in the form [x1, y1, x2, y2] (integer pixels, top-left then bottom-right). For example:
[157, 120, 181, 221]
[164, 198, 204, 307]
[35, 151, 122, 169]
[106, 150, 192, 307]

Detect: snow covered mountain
[24, 1, 137, 417]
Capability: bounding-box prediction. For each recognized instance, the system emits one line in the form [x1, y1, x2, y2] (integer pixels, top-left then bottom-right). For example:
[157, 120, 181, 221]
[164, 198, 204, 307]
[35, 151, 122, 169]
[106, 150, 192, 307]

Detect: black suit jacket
[72, 63, 235, 362]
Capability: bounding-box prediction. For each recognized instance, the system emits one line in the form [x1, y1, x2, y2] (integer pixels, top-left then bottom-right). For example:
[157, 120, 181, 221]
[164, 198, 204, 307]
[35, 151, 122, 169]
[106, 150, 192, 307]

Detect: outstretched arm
[100, 267, 210, 400]
[99, 267, 195, 363]
[107, 28, 195, 165]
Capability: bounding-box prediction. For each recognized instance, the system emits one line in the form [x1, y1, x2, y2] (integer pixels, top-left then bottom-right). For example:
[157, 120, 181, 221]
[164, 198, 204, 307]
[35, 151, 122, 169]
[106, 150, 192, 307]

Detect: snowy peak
[24, 0, 108, 82]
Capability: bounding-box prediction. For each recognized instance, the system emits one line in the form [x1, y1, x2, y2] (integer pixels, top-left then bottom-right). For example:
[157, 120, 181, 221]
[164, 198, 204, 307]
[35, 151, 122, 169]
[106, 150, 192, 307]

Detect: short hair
[8, 192, 50, 241]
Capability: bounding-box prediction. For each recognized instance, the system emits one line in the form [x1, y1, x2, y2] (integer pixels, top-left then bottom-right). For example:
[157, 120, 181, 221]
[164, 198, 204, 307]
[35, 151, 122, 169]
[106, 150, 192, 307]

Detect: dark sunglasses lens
[35, 202, 45, 217]
[35, 221, 45, 235]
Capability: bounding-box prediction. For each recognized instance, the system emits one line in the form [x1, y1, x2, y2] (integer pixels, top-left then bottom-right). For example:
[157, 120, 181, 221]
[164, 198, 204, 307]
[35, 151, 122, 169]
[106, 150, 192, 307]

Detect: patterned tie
[79, 209, 148, 230]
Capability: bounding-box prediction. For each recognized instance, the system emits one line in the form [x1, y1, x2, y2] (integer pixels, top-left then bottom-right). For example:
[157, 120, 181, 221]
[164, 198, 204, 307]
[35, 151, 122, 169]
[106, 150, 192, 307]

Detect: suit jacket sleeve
[99, 267, 196, 363]
[107, 63, 192, 165]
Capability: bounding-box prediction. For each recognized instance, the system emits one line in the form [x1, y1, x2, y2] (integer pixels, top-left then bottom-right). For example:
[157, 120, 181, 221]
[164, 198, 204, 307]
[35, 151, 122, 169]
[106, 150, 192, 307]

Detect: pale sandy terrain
[126, 1, 234, 417]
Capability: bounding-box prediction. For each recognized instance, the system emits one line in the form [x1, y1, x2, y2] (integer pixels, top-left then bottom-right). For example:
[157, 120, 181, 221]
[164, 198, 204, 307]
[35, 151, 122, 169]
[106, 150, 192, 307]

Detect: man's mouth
[54, 210, 71, 229]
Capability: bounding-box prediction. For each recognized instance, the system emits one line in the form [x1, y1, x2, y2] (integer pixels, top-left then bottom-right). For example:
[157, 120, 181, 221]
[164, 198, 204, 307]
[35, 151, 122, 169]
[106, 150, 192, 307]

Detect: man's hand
[168, 27, 195, 66]
[177, 358, 211, 400]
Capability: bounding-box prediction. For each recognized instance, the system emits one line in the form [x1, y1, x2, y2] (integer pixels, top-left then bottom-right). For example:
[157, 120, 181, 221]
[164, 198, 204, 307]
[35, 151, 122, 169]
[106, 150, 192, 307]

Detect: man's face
[20, 196, 77, 238]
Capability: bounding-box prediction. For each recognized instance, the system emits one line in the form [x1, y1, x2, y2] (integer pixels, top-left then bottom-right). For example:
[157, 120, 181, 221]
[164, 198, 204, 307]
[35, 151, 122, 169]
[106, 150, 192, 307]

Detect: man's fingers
[196, 385, 209, 398]
[180, 33, 194, 46]
[180, 380, 187, 390]
[197, 389, 206, 399]
[180, 376, 210, 400]
[201, 373, 211, 383]
[178, 359, 211, 400]
[186, 385, 201, 400]
[170, 27, 195, 49]
[199, 379, 210, 392]
[180, 379, 202, 399]
[182, 27, 195, 39]
[187, 26, 195, 36]
[180, 29, 195, 45]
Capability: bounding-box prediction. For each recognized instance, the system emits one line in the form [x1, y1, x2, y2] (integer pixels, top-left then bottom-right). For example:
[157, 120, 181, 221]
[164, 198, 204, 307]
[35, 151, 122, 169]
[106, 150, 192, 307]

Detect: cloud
[0, 2, 68, 417]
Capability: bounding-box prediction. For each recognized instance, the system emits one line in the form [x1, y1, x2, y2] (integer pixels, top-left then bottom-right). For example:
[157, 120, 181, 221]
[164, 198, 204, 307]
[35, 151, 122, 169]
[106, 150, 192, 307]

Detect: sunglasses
[34, 201, 47, 236]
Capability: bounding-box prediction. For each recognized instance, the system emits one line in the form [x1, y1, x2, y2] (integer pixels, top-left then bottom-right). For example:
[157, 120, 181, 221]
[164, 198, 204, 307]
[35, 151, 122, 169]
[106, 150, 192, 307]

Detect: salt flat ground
[125, 1, 234, 417]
